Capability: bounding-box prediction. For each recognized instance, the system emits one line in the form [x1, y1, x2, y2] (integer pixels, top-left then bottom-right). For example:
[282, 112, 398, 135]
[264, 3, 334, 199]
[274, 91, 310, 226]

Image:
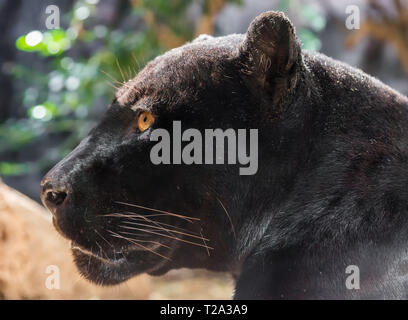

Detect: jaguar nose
[40, 180, 68, 212]
[45, 189, 67, 206]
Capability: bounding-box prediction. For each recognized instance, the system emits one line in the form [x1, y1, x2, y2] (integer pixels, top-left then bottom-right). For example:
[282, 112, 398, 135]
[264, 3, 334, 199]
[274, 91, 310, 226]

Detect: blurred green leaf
[300, 5, 326, 32]
[0, 123, 37, 151]
[299, 29, 322, 51]
[0, 162, 29, 176]
[277, 0, 291, 11]
[16, 29, 71, 56]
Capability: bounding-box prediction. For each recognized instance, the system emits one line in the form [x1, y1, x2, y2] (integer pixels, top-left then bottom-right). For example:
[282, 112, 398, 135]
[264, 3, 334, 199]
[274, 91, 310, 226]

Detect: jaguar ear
[239, 11, 301, 105]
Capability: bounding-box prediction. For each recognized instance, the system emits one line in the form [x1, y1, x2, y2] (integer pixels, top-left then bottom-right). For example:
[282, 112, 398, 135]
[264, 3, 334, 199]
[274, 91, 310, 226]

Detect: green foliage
[298, 3, 326, 51]
[0, 162, 29, 176]
[16, 29, 71, 56]
[1, 0, 324, 177]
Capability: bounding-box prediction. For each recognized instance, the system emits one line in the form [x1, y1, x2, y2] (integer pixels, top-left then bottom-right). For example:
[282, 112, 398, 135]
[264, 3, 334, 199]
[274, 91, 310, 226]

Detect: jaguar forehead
[115, 34, 244, 107]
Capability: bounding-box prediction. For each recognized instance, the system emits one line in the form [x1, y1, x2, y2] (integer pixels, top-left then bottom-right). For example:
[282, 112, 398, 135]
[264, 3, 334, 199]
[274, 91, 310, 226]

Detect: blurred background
[0, 0, 407, 299]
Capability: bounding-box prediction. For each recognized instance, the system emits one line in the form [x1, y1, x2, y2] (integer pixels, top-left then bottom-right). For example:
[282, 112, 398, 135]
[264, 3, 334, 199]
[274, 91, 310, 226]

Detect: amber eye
[137, 111, 155, 132]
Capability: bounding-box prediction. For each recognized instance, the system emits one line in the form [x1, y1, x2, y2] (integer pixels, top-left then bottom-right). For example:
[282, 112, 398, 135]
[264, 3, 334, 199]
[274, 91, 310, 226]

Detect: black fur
[41, 11, 408, 299]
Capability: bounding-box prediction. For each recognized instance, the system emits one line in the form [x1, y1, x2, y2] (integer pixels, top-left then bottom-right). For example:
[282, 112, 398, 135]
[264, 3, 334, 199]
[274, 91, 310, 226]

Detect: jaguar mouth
[71, 240, 171, 285]
[70, 241, 145, 263]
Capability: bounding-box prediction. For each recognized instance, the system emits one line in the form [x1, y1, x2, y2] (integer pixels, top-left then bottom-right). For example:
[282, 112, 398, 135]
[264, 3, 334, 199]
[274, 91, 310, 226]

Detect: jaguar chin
[71, 241, 172, 285]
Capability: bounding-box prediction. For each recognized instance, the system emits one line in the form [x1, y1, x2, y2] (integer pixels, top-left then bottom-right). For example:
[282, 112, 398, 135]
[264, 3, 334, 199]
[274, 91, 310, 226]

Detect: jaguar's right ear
[239, 11, 301, 105]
